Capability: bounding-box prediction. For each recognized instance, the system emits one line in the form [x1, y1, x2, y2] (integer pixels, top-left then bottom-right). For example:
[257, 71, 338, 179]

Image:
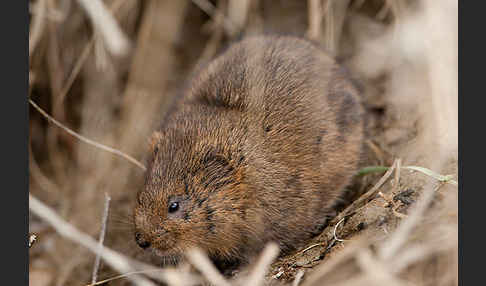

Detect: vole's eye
[168, 202, 180, 213]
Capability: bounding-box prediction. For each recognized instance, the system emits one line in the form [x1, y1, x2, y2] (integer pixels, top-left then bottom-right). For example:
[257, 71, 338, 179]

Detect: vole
[133, 35, 364, 269]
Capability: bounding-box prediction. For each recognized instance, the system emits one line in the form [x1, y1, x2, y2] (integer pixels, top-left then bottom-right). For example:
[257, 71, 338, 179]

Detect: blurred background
[28, 0, 458, 285]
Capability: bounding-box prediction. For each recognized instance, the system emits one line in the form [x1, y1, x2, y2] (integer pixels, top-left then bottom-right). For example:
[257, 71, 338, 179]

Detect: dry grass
[28, 0, 457, 285]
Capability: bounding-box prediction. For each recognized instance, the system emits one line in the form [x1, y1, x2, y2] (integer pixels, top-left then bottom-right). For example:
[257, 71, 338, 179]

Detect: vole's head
[133, 110, 258, 264]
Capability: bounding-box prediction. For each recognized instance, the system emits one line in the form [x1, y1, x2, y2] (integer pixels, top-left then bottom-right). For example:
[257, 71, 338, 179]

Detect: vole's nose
[135, 232, 151, 249]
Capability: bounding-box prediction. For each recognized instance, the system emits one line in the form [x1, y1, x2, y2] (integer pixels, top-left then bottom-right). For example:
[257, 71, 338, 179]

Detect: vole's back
[182, 36, 364, 252]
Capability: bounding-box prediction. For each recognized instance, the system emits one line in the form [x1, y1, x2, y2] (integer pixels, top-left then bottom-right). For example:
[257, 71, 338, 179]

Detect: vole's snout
[135, 232, 151, 249]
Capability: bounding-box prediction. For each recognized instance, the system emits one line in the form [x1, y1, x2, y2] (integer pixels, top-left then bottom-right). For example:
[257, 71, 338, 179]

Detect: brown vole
[133, 36, 364, 268]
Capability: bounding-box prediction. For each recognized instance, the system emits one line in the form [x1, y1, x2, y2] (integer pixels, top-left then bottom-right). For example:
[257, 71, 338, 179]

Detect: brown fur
[133, 36, 364, 268]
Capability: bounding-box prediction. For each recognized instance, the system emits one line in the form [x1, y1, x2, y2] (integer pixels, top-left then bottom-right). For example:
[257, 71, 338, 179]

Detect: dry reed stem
[293, 270, 305, 286]
[56, 39, 94, 105]
[118, 0, 187, 155]
[93, 30, 110, 71]
[30, 0, 69, 22]
[228, 0, 251, 33]
[354, 249, 407, 286]
[324, 0, 334, 51]
[186, 248, 231, 286]
[243, 243, 280, 286]
[29, 99, 147, 171]
[302, 238, 370, 286]
[29, 194, 156, 286]
[388, 243, 449, 274]
[45, 0, 69, 188]
[365, 140, 386, 166]
[91, 193, 112, 284]
[422, 0, 458, 157]
[29, 0, 46, 57]
[306, 0, 324, 40]
[75, 0, 130, 56]
[323, 0, 350, 54]
[30, 194, 201, 286]
[29, 144, 61, 196]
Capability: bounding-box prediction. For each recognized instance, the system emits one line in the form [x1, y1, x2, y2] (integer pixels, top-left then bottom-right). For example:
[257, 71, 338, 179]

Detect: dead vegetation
[28, 0, 458, 285]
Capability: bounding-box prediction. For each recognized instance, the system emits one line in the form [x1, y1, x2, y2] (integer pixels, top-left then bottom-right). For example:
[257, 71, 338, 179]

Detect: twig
[75, 0, 130, 56]
[394, 158, 402, 193]
[91, 194, 112, 284]
[29, 99, 147, 171]
[365, 139, 386, 166]
[360, 159, 409, 218]
[185, 248, 231, 286]
[244, 243, 280, 286]
[333, 217, 348, 242]
[301, 243, 323, 254]
[335, 159, 399, 222]
[56, 40, 94, 106]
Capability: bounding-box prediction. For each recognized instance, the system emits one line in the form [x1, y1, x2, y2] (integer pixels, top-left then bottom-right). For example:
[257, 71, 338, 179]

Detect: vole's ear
[148, 131, 163, 153]
[197, 150, 238, 189]
[202, 151, 230, 172]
